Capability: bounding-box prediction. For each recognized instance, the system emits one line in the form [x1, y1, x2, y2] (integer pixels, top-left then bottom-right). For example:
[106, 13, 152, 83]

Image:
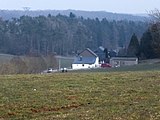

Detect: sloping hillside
[0, 9, 149, 21]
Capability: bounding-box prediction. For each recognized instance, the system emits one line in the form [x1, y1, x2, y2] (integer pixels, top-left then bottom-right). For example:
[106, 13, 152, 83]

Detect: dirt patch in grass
[30, 103, 84, 113]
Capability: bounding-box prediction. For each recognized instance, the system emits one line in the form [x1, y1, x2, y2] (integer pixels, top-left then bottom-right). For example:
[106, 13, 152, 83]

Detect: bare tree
[0, 56, 28, 74]
[44, 54, 58, 69]
[147, 9, 160, 58]
[22, 55, 47, 73]
[149, 9, 160, 23]
[10, 56, 28, 74]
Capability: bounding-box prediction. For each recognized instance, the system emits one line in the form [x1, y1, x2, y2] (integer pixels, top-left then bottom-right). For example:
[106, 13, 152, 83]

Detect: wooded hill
[0, 12, 149, 56]
[0, 10, 149, 21]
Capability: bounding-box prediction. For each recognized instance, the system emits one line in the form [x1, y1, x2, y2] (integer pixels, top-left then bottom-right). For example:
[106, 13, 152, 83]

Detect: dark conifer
[127, 33, 140, 57]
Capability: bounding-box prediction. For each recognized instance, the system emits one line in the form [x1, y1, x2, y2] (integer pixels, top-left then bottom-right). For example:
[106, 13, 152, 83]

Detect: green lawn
[0, 71, 160, 119]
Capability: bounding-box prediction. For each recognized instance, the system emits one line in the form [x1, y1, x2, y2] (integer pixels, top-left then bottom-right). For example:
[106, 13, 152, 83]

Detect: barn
[110, 57, 138, 67]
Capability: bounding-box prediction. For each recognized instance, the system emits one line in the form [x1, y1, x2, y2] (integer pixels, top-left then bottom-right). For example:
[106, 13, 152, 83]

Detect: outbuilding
[110, 57, 138, 67]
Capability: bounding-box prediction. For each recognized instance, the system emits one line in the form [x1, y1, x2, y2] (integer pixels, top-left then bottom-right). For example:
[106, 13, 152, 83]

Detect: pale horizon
[0, 0, 160, 14]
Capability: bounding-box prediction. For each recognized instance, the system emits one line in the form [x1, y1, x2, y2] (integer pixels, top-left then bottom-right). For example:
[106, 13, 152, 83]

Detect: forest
[0, 13, 149, 56]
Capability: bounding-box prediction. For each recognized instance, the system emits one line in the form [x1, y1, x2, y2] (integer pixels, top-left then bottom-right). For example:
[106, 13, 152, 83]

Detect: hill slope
[0, 9, 149, 21]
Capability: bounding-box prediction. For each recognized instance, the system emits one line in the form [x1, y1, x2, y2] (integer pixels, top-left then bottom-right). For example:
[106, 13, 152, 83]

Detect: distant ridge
[0, 9, 149, 21]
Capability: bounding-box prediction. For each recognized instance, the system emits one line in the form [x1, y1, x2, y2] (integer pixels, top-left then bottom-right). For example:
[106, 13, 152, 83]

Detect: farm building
[94, 46, 106, 62]
[110, 57, 138, 67]
[72, 48, 100, 69]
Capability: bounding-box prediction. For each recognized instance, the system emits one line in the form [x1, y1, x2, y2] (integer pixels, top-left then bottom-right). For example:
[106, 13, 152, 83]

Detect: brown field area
[0, 71, 160, 119]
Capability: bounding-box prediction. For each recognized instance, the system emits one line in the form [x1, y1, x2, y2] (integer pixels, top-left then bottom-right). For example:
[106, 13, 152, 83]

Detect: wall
[110, 58, 138, 67]
[72, 57, 100, 69]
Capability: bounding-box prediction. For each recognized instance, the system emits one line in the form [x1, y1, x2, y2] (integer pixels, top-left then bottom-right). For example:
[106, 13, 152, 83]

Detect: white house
[72, 48, 100, 69]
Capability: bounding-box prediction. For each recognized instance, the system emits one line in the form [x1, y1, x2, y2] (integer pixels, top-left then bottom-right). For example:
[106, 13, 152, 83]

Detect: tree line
[0, 13, 148, 56]
[126, 19, 160, 59]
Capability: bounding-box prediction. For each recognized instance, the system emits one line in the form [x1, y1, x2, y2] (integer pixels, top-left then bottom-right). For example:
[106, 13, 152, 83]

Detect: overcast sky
[0, 0, 160, 14]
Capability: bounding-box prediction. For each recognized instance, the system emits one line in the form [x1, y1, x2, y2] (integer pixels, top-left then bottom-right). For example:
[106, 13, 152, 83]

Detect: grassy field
[0, 71, 160, 120]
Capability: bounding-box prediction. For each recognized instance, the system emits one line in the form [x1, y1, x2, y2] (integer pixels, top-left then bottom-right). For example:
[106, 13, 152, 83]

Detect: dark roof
[79, 48, 98, 57]
[73, 57, 96, 64]
[73, 48, 98, 64]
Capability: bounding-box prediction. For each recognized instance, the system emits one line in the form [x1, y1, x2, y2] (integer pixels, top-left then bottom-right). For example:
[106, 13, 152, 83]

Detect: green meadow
[0, 71, 160, 119]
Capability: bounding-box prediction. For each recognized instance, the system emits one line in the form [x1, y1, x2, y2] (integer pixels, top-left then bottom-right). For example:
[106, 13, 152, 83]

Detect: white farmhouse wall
[72, 57, 100, 69]
[95, 57, 99, 65]
[72, 64, 93, 69]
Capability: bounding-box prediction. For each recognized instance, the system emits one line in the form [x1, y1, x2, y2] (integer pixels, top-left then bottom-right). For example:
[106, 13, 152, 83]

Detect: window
[79, 56, 82, 61]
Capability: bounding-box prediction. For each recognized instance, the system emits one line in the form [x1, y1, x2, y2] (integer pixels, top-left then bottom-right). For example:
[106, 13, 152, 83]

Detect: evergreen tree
[140, 23, 160, 59]
[140, 30, 154, 59]
[69, 12, 76, 19]
[127, 33, 140, 57]
[150, 23, 160, 58]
